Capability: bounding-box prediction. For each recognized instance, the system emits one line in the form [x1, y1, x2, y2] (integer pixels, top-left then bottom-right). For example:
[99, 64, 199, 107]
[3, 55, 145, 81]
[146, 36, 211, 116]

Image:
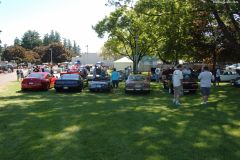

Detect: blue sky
[0, 0, 114, 53]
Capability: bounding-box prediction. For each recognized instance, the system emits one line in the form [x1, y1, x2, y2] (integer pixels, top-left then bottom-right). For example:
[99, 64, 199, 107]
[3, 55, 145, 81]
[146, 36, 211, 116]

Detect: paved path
[0, 70, 28, 86]
[0, 71, 17, 86]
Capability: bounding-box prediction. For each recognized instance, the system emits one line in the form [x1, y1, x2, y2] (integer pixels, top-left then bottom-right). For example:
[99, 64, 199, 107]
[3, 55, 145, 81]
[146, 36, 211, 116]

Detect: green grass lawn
[0, 81, 240, 160]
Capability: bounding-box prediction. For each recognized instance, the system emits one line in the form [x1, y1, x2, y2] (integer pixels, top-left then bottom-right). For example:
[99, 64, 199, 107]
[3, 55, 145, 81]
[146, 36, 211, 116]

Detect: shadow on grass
[0, 83, 239, 160]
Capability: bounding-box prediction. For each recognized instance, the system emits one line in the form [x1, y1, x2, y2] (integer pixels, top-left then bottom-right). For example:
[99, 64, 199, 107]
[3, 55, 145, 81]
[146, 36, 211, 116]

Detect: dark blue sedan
[54, 74, 84, 92]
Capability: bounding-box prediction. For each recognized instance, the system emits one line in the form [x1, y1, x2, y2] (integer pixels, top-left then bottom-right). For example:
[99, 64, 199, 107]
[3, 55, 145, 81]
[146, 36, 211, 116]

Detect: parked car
[88, 75, 112, 92]
[163, 74, 198, 94]
[231, 77, 240, 87]
[60, 68, 80, 76]
[21, 72, 56, 91]
[220, 71, 240, 82]
[125, 74, 150, 93]
[86, 68, 94, 81]
[54, 74, 84, 92]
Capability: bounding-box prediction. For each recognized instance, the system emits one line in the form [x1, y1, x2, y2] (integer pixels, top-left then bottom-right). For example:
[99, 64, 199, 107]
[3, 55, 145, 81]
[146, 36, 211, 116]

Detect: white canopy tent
[113, 57, 133, 71]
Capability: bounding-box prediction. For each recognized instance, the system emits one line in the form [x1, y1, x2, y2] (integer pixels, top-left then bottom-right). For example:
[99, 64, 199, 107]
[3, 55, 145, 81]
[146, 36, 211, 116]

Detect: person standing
[111, 68, 120, 88]
[16, 69, 20, 81]
[155, 68, 161, 82]
[172, 64, 183, 106]
[198, 66, 213, 105]
[215, 67, 221, 86]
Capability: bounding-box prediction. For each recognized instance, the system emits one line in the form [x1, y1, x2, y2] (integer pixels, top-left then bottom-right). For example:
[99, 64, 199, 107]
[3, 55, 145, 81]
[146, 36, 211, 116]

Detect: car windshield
[60, 74, 79, 80]
[28, 73, 45, 79]
[128, 75, 146, 81]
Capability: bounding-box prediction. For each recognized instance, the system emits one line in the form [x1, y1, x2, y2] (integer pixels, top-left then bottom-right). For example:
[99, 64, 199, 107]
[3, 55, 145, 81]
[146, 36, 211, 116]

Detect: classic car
[231, 77, 240, 87]
[21, 72, 56, 91]
[54, 73, 84, 92]
[220, 71, 240, 82]
[60, 68, 80, 76]
[163, 74, 198, 94]
[125, 74, 150, 93]
[88, 74, 112, 92]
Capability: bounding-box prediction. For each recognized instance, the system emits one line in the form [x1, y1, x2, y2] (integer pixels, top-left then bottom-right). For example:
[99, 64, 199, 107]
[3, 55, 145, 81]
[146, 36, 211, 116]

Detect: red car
[60, 68, 80, 76]
[21, 72, 56, 91]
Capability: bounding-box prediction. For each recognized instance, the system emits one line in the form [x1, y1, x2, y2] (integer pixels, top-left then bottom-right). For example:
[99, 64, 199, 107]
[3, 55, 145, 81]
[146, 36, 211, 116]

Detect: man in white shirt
[198, 66, 213, 105]
[172, 64, 183, 106]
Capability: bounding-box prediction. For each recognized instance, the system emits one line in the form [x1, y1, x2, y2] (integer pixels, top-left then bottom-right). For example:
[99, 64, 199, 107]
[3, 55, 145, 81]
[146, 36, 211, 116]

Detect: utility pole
[49, 48, 53, 65]
[86, 45, 88, 54]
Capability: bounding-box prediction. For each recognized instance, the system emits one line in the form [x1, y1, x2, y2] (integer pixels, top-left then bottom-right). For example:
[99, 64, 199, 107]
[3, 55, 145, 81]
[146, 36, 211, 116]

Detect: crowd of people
[14, 61, 224, 106]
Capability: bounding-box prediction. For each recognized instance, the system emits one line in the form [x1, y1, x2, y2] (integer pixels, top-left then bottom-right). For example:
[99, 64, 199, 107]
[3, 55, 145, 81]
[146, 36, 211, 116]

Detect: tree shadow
[0, 83, 239, 160]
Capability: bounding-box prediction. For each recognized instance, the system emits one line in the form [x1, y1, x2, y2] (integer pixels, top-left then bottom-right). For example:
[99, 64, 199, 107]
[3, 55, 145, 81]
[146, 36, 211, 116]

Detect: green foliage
[94, 7, 155, 73]
[21, 30, 42, 50]
[2, 45, 26, 63]
[40, 43, 73, 63]
[43, 30, 61, 46]
[14, 37, 21, 46]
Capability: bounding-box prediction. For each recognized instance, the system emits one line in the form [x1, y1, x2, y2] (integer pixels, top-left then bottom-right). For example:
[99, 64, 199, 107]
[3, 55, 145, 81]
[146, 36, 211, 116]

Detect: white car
[220, 71, 240, 82]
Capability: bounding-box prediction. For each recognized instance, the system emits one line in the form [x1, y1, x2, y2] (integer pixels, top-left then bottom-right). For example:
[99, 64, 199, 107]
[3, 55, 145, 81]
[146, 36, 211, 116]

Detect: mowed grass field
[0, 81, 240, 160]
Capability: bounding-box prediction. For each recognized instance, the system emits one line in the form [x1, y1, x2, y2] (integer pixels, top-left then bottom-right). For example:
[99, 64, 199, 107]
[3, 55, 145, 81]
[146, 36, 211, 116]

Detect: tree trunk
[133, 60, 138, 74]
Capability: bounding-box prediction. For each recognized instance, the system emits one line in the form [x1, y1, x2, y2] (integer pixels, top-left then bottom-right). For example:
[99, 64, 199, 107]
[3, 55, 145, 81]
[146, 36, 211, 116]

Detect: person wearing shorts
[198, 66, 213, 105]
[172, 64, 183, 106]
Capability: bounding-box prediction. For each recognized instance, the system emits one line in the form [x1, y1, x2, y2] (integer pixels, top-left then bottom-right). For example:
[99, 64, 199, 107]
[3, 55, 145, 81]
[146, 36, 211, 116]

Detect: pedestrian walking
[172, 64, 183, 106]
[198, 66, 213, 105]
[111, 68, 120, 88]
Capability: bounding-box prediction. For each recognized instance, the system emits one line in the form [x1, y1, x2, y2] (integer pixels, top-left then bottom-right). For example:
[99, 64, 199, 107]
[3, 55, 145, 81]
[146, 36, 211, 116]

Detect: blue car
[89, 75, 112, 92]
[54, 74, 84, 92]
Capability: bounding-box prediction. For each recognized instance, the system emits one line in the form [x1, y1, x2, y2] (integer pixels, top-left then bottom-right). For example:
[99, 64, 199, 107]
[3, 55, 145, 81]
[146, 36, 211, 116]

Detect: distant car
[60, 68, 80, 76]
[231, 77, 240, 87]
[86, 69, 94, 81]
[21, 72, 55, 91]
[220, 71, 240, 82]
[163, 74, 198, 94]
[125, 74, 150, 93]
[54, 74, 84, 92]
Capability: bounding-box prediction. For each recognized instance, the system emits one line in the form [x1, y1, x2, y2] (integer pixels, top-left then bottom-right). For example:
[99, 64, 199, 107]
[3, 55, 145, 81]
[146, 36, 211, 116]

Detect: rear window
[60, 74, 79, 80]
[28, 73, 45, 79]
[128, 75, 146, 81]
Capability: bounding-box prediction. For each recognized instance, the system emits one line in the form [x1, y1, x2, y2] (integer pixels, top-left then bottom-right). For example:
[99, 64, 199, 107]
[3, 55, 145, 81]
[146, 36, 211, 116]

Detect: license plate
[63, 87, 69, 89]
[29, 82, 33, 85]
[135, 85, 141, 88]
[97, 85, 102, 88]
[136, 89, 141, 91]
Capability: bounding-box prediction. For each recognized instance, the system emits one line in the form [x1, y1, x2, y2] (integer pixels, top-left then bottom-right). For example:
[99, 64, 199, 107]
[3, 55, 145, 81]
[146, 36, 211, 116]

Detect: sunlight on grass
[0, 81, 240, 160]
[46, 125, 81, 140]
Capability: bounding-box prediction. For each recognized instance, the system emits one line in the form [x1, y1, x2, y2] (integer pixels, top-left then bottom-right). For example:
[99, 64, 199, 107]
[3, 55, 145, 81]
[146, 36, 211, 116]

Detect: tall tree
[21, 30, 42, 49]
[94, 7, 153, 73]
[2, 45, 26, 63]
[14, 37, 21, 46]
